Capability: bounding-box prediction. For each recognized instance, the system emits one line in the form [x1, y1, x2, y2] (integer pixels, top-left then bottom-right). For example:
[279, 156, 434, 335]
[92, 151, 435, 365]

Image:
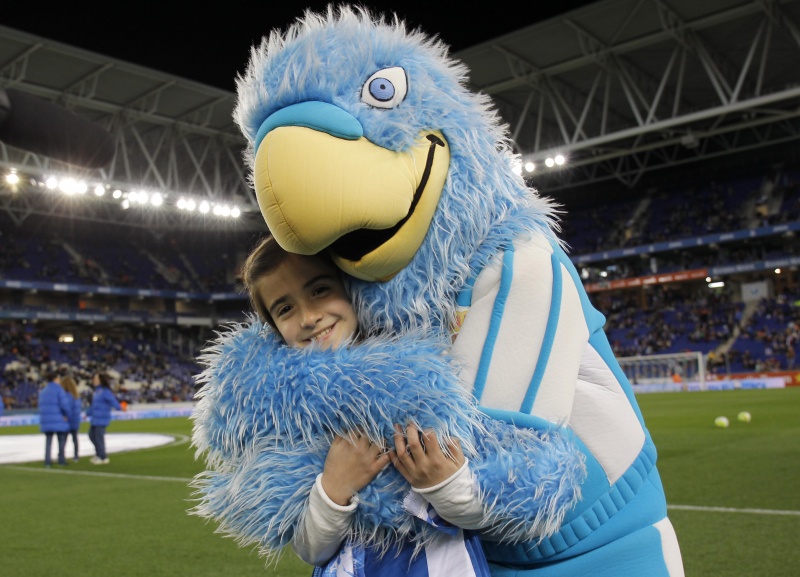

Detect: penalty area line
[669, 504, 800, 516]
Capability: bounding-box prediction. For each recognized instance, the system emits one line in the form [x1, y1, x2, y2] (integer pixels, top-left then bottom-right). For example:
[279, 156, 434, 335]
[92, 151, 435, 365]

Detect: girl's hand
[390, 423, 465, 489]
[320, 432, 391, 506]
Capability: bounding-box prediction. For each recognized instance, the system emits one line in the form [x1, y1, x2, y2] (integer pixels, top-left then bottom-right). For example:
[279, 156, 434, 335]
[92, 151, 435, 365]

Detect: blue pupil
[369, 78, 395, 101]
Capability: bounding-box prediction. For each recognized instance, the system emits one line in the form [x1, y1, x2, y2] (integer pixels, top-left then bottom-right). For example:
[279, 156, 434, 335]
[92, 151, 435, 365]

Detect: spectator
[86, 373, 122, 465]
[38, 371, 71, 467]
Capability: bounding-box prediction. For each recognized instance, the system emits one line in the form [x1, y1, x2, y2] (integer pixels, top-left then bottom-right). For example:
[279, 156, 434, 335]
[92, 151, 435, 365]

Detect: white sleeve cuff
[413, 459, 471, 494]
[315, 473, 359, 512]
[291, 473, 356, 565]
[411, 460, 488, 529]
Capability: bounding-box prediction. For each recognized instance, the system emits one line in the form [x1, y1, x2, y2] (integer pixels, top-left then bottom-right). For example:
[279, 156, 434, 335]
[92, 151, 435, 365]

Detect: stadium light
[4, 165, 246, 220]
[555, 154, 565, 166]
[545, 157, 555, 168]
[524, 162, 535, 173]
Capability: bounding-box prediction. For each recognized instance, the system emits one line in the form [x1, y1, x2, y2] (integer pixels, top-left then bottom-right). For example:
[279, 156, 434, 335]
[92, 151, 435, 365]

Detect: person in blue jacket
[86, 372, 121, 465]
[61, 375, 83, 462]
[38, 371, 71, 467]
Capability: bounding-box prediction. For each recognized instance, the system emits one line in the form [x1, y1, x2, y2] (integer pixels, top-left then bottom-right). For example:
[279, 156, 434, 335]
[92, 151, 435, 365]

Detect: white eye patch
[361, 67, 408, 109]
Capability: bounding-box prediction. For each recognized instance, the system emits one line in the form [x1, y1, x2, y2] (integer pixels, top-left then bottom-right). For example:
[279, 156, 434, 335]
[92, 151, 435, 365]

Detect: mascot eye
[361, 67, 407, 109]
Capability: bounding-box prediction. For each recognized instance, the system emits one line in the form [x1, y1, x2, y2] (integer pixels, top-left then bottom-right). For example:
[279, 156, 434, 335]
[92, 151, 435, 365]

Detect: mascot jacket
[218, 6, 685, 577]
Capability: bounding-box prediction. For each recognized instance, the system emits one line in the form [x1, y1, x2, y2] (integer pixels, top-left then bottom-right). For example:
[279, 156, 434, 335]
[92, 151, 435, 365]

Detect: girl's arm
[293, 433, 391, 565]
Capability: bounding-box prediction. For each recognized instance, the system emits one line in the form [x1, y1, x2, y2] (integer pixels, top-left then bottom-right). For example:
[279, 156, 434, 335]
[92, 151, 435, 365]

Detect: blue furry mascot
[193, 5, 684, 577]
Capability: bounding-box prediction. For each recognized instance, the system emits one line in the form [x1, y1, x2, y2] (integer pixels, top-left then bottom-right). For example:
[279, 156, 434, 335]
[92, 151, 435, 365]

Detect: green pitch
[1, 387, 798, 576]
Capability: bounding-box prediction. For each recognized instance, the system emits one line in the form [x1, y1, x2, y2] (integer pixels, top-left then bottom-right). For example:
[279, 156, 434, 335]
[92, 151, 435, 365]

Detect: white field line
[668, 504, 800, 516]
[0, 465, 192, 483]
[2, 463, 799, 518]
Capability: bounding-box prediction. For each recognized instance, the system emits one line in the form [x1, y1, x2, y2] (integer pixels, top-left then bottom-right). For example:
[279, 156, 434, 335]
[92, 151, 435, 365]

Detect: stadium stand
[3, 162, 800, 409]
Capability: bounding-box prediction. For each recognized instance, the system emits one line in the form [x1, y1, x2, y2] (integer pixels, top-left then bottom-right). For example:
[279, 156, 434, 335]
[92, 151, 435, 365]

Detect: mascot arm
[191, 322, 585, 556]
[452, 234, 589, 423]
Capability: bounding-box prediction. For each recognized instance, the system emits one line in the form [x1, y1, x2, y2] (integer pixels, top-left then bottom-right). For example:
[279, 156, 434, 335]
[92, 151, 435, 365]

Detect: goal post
[616, 351, 706, 390]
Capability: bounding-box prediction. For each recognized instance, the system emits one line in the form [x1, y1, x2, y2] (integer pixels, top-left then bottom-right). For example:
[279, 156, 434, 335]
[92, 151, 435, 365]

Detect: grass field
[1, 387, 798, 576]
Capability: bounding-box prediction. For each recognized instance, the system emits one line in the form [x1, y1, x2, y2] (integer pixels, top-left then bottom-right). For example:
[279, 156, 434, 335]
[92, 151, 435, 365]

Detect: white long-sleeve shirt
[292, 460, 485, 566]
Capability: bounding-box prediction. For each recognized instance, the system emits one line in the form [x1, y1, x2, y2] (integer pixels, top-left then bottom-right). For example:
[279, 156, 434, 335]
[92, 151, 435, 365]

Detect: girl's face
[255, 254, 358, 350]
[92, 374, 100, 386]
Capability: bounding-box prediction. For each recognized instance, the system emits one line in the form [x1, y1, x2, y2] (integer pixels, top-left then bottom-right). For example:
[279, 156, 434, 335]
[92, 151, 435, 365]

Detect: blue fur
[234, 5, 563, 335]
[191, 322, 585, 560]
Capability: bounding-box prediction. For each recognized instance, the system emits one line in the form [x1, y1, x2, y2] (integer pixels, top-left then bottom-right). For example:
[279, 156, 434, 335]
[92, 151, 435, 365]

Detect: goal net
[616, 351, 706, 390]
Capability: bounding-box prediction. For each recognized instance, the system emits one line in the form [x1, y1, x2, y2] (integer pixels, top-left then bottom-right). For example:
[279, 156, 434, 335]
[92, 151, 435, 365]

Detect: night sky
[3, 1, 595, 91]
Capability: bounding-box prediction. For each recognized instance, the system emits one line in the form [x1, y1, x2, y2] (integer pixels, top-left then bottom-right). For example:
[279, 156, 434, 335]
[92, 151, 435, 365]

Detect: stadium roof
[2, 0, 800, 229]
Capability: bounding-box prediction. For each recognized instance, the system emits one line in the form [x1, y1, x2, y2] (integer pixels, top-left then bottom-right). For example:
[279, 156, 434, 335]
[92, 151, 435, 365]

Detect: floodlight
[151, 193, 163, 206]
[545, 158, 555, 167]
[94, 185, 105, 196]
[113, 189, 122, 199]
[59, 178, 77, 194]
[177, 198, 187, 209]
[199, 201, 210, 213]
[186, 199, 196, 211]
[231, 207, 241, 218]
[5, 172, 19, 185]
[555, 154, 565, 165]
[524, 162, 535, 173]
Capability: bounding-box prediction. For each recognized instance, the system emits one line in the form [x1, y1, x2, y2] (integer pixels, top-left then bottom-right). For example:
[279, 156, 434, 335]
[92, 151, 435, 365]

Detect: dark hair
[241, 236, 341, 328]
[96, 373, 111, 388]
[241, 236, 293, 329]
[46, 371, 60, 382]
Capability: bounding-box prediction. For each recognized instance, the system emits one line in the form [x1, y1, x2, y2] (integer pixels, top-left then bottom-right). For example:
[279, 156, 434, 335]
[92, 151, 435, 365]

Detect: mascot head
[235, 5, 558, 333]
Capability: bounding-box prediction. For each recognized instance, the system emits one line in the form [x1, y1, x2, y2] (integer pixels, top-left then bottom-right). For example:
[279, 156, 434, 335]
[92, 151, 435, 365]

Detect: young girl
[241, 235, 490, 575]
[61, 375, 82, 462]
[86, 372, 121, 465]
[191, 237, 584, 574]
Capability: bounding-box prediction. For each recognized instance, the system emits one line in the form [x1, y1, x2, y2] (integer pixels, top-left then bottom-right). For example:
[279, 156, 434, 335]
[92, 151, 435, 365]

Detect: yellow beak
[254, 127, 449, 281]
